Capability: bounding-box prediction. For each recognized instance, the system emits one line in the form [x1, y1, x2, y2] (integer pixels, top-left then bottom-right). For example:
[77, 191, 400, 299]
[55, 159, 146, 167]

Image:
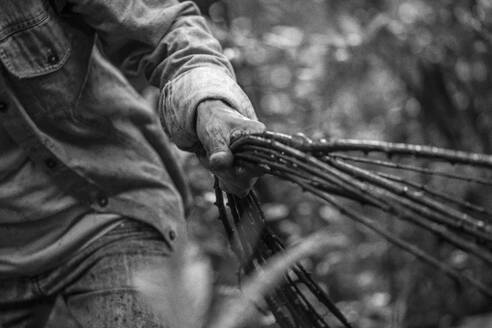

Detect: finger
[215, 167, 258, 196]
[230, 121, 266, 139]
[209, 150, 234, 172]
[235, 163, 265, 178]
[218, 176, 256, 198]
[198, 122, 234, 171]
[206, 120, 264, 172]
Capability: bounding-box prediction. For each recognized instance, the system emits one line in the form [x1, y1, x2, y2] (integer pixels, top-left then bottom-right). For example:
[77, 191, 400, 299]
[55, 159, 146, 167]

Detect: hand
[196, 100, 265, 196]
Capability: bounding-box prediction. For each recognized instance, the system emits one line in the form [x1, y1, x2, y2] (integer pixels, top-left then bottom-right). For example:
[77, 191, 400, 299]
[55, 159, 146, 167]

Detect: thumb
[209, 148, 234, 172]
[205, 133, 234, 172]
[208, 128, 249, 171]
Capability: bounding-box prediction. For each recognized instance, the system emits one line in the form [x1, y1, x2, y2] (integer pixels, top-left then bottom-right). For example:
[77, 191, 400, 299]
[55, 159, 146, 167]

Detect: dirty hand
[196, 100, 266, 196]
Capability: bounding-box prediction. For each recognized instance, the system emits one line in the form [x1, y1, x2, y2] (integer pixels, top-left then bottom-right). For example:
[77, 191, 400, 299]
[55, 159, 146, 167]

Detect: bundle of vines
[214, 131, 492, 328]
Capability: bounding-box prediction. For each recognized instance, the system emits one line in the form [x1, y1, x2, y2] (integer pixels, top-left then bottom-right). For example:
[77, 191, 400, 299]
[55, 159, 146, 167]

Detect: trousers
[0, 219, 179, 328]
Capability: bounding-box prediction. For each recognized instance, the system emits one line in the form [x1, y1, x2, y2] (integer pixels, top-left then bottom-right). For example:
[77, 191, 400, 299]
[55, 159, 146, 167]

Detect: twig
[331, 153, 492, 187]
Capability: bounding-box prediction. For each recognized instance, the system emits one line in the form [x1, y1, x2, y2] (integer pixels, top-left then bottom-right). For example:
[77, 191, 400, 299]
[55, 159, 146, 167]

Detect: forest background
[178, 1, 492, 327]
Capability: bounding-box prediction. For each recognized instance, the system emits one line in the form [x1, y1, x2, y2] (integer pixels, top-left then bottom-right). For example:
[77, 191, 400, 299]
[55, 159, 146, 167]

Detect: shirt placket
[0, 73, 109, 211]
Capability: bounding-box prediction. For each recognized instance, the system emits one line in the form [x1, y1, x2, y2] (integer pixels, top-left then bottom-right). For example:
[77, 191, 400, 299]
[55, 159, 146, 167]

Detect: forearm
[68, 0, 255, 150]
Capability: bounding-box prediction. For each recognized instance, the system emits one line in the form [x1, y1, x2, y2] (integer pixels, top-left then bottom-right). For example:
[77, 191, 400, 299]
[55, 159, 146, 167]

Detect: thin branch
[377, 172, 492, 220]
[330, 153, 492, 187]
[237, 148, 492, 265]
[327, 157, 492, 240]
[286, 175, 492, 299]
[231, 132, 492, 169]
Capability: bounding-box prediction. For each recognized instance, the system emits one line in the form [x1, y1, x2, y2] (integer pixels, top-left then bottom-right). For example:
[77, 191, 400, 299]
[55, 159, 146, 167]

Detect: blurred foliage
[183, 1, 492, 327]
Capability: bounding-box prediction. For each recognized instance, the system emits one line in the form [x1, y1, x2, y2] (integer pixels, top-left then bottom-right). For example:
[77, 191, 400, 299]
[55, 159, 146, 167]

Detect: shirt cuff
[159, 66, 257, 151]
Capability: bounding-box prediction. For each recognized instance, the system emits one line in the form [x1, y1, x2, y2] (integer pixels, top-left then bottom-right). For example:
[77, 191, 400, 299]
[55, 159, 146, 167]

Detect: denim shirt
[0, 0, 256, 251]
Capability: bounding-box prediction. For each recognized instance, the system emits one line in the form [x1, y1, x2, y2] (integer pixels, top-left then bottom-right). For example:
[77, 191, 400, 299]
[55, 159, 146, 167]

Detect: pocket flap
[0, 15, 71, 79]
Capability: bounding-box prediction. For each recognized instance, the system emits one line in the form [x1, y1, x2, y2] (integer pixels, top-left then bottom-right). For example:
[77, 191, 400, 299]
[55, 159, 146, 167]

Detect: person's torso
[0, 110, 127, 275]
[0, 121, 81, 221]
[0, 0, 188, 270]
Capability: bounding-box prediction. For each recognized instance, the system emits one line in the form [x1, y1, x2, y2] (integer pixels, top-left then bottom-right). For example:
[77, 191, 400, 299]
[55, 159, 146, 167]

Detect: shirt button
[47, 50, 59, 65]
[97, 194, 108, 207]
[168, 230, 176, 241]
[44, 158, 58, 169]
[0, 101, 9, 113]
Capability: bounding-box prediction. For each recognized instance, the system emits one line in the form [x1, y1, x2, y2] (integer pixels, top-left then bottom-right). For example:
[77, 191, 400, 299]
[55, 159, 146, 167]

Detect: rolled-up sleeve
[68, 0, 256, 150]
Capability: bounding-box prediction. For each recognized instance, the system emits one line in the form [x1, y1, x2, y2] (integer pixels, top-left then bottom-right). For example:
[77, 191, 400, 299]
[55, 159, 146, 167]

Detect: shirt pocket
[0, 6, 71, 79]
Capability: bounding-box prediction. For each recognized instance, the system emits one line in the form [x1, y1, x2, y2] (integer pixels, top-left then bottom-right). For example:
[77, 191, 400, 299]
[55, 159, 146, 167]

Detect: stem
[237, 150, 492, 265]
[377, 172, 492, 221]
[288, 175, 492, 299]
[232, 132, 492, 169]
[327, 157, 492, 241]
[331, 154, 492, 187]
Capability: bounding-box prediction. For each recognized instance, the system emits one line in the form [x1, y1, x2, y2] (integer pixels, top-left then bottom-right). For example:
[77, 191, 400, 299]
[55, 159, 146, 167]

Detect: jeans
[0, 219, 179, 328]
